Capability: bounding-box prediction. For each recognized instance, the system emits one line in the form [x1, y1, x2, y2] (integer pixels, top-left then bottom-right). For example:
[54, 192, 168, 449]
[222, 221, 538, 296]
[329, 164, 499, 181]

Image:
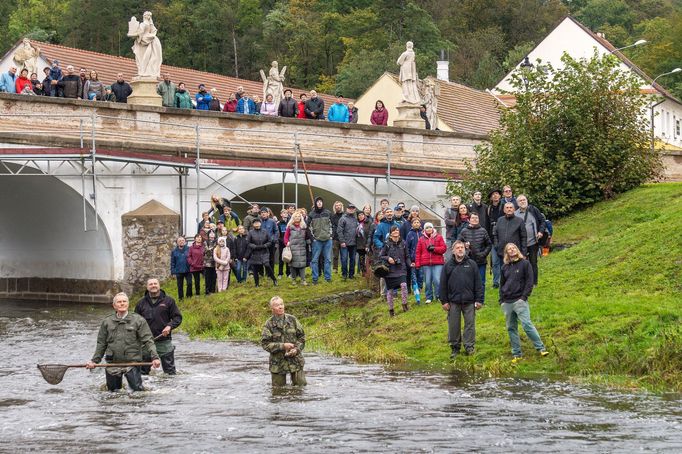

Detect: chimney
[437, 49, 449, 82]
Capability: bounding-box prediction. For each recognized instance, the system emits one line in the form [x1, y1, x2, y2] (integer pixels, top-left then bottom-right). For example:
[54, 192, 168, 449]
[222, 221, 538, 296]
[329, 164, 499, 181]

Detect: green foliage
[450, 51, 663, 218]
[1, 0, 680, 97]
[171, 184, 682, 391]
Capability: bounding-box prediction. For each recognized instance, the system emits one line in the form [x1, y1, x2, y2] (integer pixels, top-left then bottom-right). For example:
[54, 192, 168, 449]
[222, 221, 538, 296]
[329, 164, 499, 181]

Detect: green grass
[154, 183, 682, 391]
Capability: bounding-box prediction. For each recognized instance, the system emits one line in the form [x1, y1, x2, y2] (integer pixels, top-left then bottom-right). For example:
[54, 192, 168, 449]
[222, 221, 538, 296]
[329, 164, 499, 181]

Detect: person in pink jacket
[415, 222, 447, 304]
[370, 100, 388, 126]
[213, 237, 231, 291]
[187, 234, 205, 296]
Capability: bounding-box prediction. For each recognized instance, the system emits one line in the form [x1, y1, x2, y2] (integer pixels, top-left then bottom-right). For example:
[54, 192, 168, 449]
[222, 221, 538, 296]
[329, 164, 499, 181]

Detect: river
[0, 299, 681, 453]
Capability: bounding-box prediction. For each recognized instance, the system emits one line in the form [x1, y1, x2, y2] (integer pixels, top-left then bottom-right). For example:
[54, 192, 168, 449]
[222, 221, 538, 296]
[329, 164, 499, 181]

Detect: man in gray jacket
[515, 194, 546, 285]
[337, 204, 359, 279]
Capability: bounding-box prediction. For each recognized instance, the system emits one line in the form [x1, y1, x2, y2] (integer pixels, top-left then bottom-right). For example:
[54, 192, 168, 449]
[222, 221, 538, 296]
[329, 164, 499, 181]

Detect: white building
[495, 16, 682, 151]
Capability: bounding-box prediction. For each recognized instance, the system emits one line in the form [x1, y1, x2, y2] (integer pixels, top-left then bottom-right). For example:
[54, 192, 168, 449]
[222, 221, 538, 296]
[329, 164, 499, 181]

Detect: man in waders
[135, 278, 183, 375]
[261, 296, 307, 386]
[86, 292, 160, 391]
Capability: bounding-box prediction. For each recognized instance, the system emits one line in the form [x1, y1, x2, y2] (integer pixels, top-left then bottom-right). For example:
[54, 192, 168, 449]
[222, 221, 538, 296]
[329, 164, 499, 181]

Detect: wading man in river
[86, 292, 160, 391]
[135, 278, 183, 375]
[261, 296, 306, 386]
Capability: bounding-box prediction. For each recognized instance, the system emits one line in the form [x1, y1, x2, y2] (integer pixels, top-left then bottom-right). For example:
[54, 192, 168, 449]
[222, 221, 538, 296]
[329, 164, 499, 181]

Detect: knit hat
[410, 205, 420, 212]
[424, 222, 434, 229]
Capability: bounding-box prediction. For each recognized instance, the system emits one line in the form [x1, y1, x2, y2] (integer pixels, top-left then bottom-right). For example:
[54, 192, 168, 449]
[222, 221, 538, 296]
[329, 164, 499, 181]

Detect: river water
[1, 299, 681, 453]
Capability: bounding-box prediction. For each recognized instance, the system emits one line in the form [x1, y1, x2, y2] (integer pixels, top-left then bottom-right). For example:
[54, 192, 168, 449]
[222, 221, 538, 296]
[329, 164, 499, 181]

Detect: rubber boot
[402, 303, 409, 312]
[389, 309, 395, 317]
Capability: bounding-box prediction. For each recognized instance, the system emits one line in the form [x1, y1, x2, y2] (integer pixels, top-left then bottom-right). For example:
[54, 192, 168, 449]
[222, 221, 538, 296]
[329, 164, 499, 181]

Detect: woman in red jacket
[370, 100, 388, 126]
[15, 69, 33, 94]
[415, 222, 447, 304]
[297, 93, 307, 119]
[187, 234, 205, 297]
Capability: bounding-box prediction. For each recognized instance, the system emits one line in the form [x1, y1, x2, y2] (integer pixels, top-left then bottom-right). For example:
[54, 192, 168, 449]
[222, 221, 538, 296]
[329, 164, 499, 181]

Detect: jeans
[422, 264, 443, 301]
[501, 299, 546, 357]
[311, 239, 332, 282]
[234, 259, 248, 283]
[339, 245, 356, 278]
[175, 272, 192, 299]
[445, 239, 454, 262]
[105, 366, 144, 391]
[448, 303, 476, 351]
[491, 245, 501, 286]
[478, 263, 487, 303]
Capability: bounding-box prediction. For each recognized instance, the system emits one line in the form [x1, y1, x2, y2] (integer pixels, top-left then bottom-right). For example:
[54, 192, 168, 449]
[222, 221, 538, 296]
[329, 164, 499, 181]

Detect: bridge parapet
[0, 93, 483, 177]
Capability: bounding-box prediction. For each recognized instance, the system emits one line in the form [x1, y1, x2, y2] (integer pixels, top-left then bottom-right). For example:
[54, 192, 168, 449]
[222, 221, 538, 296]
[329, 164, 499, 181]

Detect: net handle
[38, 362, 154, 369]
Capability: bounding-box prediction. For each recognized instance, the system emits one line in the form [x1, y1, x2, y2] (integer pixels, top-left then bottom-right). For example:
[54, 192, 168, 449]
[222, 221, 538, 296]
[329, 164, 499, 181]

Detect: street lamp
[519, 56, 534, 90]
[611, 39, 647, 53]
[650, 68, 682, 155]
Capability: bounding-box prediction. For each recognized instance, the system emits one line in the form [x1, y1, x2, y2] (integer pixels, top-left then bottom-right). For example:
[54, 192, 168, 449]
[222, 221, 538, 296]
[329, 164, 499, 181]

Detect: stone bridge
[0, 94, 483, 302]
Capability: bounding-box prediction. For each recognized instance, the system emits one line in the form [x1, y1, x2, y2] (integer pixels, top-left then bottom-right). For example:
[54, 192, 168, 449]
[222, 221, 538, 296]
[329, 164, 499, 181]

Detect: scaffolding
[0, 113, 472, 232]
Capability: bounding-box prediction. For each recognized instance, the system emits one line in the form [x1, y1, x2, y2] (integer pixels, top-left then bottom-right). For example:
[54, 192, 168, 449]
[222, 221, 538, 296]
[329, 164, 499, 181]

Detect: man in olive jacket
[261, 296, 306, 386]
[86, 292, 160, 391]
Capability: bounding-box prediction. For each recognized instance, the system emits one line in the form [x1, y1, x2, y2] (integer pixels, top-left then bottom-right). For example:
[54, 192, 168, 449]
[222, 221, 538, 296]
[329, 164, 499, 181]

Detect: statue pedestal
[128, 77, 162, 107]
[393, 102, 425, 129]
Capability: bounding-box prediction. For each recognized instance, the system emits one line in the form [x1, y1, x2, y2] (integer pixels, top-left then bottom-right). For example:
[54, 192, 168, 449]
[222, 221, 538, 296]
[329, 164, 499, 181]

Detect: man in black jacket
[330, 201, 344, 273]
[486, 189, 503, 287]
[439, 241, 483, 358]
[111, 73, 133, 103]
[499, 243, 548, 361]
[457, 212, 492, 303]
[304, 90, 325, 119]
[515, 194, 546, 286]
[135, 278, 183, 375]
[58, 65, 82, 99]
[278, 89, 298, 117]
[467, 191, 488, 231]
[493, 202, 527, 258]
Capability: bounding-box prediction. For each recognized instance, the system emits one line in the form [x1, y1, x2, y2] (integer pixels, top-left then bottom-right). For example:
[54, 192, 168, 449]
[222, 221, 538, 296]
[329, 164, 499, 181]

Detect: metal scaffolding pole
[195, 125, 201, 224]
[90, 112, 99, 231]
[294, 133, 299, 208]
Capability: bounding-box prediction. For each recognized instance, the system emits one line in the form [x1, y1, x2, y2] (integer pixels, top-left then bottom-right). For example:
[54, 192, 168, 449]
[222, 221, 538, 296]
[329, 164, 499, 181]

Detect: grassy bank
[160, 183, 682, 391]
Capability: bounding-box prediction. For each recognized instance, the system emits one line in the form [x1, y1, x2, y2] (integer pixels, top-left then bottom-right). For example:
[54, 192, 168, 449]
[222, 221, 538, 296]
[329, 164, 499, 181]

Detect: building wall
[495, 17, 682, 149]
[354, 73, 452, 131]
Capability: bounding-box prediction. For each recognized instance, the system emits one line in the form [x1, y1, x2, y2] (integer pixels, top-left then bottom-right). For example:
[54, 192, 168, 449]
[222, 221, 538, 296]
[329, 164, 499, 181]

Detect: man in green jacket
[261, 296, 306, 386]
[86, 292, 160, 391]
[156, 73, 176, 107]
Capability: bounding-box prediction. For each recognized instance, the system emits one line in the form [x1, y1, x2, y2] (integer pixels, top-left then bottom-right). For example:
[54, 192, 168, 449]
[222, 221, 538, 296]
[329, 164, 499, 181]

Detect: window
[677, 119, 681, 138]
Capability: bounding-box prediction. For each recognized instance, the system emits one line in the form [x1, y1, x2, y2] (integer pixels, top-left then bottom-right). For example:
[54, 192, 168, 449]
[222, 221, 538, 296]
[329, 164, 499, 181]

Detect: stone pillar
[393, 102, 425, 129]
[121, 200, 179, 294]
[127, 77, 163, 107]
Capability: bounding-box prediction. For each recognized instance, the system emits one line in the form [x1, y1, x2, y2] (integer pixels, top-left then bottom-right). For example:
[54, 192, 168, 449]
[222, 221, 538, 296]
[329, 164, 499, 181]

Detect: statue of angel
[127, 11, 163, 79]
[420, 78, 439, 130]
[260, 61, 287, 109]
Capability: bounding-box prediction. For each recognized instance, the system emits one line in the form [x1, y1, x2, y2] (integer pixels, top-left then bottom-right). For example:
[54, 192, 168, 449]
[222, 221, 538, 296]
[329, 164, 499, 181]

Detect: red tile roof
[384, 74, 501, 136]
[23, 40, 343, 109]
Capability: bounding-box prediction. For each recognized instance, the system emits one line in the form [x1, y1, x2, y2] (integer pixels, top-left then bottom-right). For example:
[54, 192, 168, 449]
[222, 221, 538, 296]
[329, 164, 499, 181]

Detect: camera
[394, 258, 401, 265]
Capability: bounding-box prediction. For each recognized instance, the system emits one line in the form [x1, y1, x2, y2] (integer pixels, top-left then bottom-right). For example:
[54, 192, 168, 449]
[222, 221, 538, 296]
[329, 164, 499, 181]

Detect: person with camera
[379, 226, 410, 316]
[415, 222, 447, 304]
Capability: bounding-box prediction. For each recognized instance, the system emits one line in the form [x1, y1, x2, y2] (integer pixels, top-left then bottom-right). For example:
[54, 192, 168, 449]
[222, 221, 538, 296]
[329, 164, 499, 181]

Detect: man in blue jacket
[0, 66, 17, 93]
[195, 84, 212, 110]
[373, 208, 400, 250]
[170, 236, 192, 299]
[327, 95, 349, 123]
[237, 91, 257, 114]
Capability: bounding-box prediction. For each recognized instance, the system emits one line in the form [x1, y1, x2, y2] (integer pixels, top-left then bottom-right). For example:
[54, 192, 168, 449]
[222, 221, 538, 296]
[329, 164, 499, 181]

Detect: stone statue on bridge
[397, 41, 420, 105]
[260, 61, 287, 109]
[13, 38, 41, 76]
[420, 78, 439, 130]
[128, 11, 163, 79]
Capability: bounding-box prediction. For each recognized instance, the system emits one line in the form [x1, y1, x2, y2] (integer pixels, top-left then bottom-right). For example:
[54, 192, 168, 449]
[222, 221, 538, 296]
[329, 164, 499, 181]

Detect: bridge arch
[0, 163, 115, 289]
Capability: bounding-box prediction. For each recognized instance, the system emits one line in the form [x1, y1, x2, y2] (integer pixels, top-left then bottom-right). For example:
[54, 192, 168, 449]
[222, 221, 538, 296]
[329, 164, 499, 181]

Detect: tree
[449, 51, 663, 218]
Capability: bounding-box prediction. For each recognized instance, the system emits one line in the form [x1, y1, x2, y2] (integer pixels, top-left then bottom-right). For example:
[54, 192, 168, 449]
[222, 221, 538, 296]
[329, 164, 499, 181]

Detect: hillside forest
[2, 0, 682, 97]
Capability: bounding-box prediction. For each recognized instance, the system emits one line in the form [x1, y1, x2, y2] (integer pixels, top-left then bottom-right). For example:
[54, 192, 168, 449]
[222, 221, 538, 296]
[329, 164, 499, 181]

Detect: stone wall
[121, 201, 179, 295]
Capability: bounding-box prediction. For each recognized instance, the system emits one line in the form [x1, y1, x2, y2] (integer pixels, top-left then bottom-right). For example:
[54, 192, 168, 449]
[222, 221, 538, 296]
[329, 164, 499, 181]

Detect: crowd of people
[0, 65, 405, 126]
[169, 186, 553, 361]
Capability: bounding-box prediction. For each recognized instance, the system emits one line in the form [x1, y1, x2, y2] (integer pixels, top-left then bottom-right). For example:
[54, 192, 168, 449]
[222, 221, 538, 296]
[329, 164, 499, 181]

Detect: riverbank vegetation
[158, 183, 681, 391]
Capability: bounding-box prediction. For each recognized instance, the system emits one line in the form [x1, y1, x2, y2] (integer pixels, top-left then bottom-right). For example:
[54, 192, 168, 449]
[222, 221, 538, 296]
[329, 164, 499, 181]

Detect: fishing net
[37, 364, 70, 385]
